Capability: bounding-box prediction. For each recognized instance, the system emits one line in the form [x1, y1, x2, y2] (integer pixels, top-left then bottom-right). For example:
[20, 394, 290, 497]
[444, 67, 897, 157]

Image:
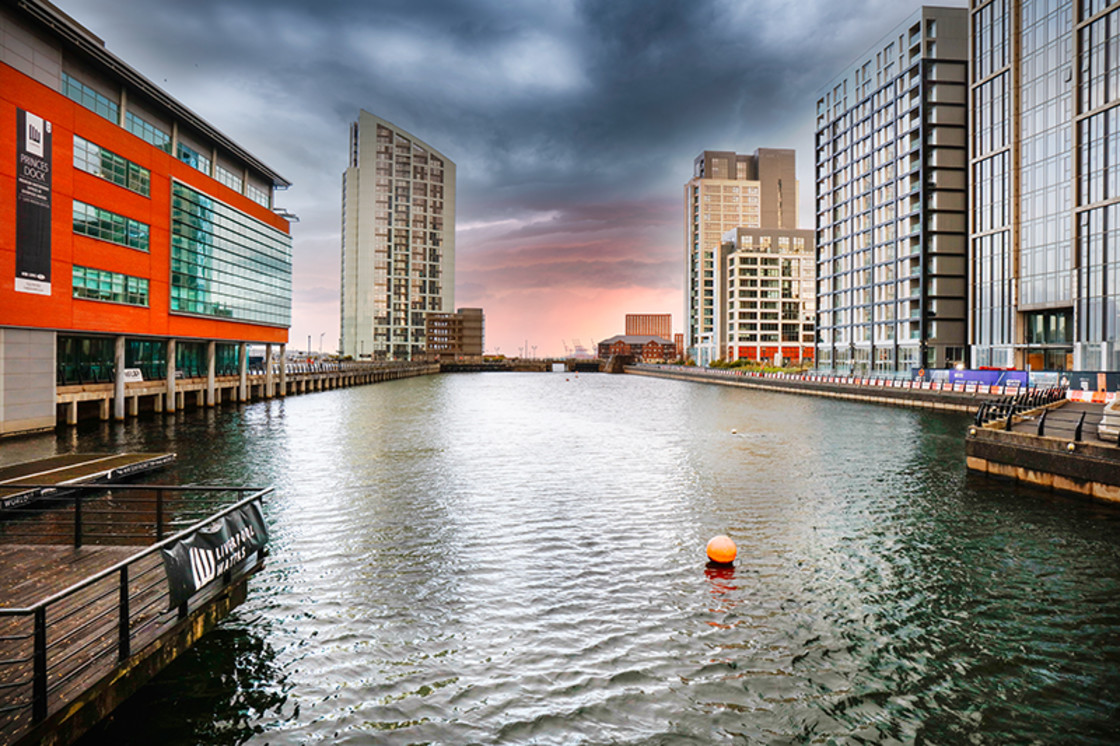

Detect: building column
[239, 342, 248, 402]
[66, 400, 78, 426]
[278, 344, 287, 396]
[166, 339, 177, 412]
[113, 336, 126, 421]
[206, 340, 216, 406]
[264, 343, 273, 398]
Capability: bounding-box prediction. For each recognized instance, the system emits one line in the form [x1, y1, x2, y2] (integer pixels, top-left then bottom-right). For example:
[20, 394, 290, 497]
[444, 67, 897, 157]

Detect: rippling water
[10, 372, 1119, 744]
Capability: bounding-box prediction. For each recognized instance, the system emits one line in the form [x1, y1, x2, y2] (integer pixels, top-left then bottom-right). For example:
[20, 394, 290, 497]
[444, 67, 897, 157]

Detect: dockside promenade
[52, 360, 438, 431]
[627, 364, 1018, 412]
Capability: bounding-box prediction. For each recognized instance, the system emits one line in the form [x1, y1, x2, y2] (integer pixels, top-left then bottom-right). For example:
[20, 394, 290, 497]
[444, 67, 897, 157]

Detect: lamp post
[319, 333, 325, 353]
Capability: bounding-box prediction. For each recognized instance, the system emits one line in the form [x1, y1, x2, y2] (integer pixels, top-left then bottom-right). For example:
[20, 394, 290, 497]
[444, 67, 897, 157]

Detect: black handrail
[0, 485, 270, 736]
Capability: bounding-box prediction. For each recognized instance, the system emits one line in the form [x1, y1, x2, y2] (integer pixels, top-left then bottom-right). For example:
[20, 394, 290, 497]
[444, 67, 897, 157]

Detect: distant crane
[561, 340, 571, 356]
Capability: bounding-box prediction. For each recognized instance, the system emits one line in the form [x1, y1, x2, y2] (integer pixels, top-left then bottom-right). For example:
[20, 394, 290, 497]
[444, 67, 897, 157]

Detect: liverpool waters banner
[161, 501, 268, 609]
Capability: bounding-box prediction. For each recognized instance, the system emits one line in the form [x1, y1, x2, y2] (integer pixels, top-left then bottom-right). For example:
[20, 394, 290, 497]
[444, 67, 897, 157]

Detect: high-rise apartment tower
[341, 111, 455, 360]
[815, 6, 969, 375]
[970, 0, 1120, 371]
[685, 149, 797, 361]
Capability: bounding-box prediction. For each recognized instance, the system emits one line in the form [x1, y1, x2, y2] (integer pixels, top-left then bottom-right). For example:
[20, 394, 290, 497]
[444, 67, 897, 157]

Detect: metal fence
[975, 389, 1118, 444]
[0, 485, 270, 741]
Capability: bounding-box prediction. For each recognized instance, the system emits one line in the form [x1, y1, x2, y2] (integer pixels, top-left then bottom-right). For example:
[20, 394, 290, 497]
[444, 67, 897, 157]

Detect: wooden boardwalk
[0, 454, 176, 510]
[0, 479, 268, 745]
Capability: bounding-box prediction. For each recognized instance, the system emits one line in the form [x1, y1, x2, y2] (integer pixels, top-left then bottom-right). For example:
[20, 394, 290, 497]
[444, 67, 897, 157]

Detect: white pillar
[206, 340, 216, 406]
[113, 336, 126, 420]
[166, 339, 177, 412]
[278, 344, 287, 397]
[239, 342, 248, 401]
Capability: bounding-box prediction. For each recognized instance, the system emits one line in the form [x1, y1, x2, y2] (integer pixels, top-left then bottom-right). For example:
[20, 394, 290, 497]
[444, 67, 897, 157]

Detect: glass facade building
[815, 7, 970, 376]
[171, 182, 292, 327]
[971, 0, 1120, 371]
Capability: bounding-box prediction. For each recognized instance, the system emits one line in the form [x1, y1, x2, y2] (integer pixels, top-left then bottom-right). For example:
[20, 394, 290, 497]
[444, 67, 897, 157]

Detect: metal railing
[975, 392, 1119, 445]
[972, 387, 1067, 428]
[0, 485, 270, 740]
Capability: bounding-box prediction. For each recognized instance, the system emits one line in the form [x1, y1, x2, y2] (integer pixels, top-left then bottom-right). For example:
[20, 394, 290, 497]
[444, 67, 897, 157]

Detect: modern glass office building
[815, 6, 970, 376]
[971, 0, 1120, 371]
[341, 111, 455, 361]
[0, 0, 292, 435]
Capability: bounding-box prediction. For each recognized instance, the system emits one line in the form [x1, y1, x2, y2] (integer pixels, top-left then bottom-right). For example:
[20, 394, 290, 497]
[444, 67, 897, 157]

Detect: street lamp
[319, 332, 325, 353]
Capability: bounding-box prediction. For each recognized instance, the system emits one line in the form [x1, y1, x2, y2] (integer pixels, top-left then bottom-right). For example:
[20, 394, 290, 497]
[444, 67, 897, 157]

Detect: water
[6, 373, 1120, 744]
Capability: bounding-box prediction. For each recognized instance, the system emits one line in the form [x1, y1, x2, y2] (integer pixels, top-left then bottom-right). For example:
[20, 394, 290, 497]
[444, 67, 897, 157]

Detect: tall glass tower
[341, 111, 455, 361]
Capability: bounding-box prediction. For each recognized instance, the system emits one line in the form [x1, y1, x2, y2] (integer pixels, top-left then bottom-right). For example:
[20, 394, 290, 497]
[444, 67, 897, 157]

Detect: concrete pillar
[113, 336, 126, 420]
[196, 389, 204, 407]
[166, 339, 177, 412]
[128, 395, 138, 417]
[66, 400, 78, 425]
[264, 343, 273, 398]
[239, 342, 248, 402]
[154, 392, 163, 413]
[176, 390, 184, 409]
[278, 344, 287, 397]
[206, 340, 216, 406]
[99, 396, 110, 421]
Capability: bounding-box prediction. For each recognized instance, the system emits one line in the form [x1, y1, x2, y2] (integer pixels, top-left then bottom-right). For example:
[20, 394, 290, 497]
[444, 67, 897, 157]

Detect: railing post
[1075, 412, 1086, 441]
[118, 566, 130, 661]
[1005, 406, 1014, 431]
[32, 607, 47, 723]
[1036, 409, 1047, 436]
[74, 494, 82, 549]
[156, 489, 165, 541]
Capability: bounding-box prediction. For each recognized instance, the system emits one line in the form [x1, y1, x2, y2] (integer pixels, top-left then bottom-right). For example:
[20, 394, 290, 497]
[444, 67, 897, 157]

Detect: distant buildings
[625, 313, 672, 339]
[0, 0, 293, 436]
[719, 227, 816, 365]
[597, 335, 677, 362]
[685, 149, 798, 361]
[341, 111, 455, 361]
[424, 308, 483, 360]
[814, 6, 969, 376]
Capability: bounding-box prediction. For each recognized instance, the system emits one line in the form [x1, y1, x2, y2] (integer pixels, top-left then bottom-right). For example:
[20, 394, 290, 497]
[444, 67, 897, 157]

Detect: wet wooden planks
[0, 453, 176, 510]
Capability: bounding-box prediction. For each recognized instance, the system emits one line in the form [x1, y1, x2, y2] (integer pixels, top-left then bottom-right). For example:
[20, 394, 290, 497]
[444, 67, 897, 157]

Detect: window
[73, 136, 150, 196]
[176, 142, 211, 175]
[246, 182, 270, 207]
[125, 112, 171, 152]
[73, 201, 149, 251]
[72, 265, 149, 306]
[61, 73, 118, 122]
[215, 164, 243, 193]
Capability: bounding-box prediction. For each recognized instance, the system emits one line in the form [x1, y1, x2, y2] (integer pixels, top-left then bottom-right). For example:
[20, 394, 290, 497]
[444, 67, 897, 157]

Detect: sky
[64, 0, 964, 358]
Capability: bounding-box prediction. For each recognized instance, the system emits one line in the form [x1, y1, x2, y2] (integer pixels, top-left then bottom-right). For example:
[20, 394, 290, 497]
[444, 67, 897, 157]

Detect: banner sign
[15, 109, 52, 295]
[161, 501, 268, 609]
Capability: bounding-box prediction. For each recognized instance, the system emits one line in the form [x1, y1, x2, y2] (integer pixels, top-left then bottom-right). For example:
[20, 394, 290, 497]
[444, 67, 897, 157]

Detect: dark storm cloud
[61, 0, 959, 353]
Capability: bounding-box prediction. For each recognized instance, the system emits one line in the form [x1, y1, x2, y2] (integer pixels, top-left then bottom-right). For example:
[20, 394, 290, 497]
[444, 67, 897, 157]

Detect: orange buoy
[706, 535, 736, 565]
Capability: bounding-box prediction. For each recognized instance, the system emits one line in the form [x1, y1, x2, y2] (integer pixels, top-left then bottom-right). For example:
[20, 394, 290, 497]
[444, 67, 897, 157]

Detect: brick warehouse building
[1, 0, 293, 436]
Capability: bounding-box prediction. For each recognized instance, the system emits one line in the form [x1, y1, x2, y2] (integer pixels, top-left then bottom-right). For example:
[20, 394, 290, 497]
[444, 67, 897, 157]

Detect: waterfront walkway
[627, 364, 1023, 412]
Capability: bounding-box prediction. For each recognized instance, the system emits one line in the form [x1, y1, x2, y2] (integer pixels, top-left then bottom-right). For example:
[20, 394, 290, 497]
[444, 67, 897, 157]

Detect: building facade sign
[15, 108, 52, 295]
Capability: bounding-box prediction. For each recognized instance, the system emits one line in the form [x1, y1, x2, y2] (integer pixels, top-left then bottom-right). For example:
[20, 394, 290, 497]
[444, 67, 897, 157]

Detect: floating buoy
[706, 535, 736, 565]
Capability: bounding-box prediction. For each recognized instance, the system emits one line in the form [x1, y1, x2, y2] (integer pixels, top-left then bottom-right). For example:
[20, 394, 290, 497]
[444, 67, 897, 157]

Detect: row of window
[72, 265, 149, 307]
[74, 136, 151, 195]
[73, 200, 149, 251]
[61, 73, 271, 207]
[56, 336, 244, 385]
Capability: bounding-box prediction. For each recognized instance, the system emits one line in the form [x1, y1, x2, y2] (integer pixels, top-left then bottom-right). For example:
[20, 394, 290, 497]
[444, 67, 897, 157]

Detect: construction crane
[561, 339, 571, 356]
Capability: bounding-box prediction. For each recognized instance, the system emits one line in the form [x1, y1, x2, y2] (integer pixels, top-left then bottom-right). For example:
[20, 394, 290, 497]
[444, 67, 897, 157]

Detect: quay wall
[965, 425, 1120, 504]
